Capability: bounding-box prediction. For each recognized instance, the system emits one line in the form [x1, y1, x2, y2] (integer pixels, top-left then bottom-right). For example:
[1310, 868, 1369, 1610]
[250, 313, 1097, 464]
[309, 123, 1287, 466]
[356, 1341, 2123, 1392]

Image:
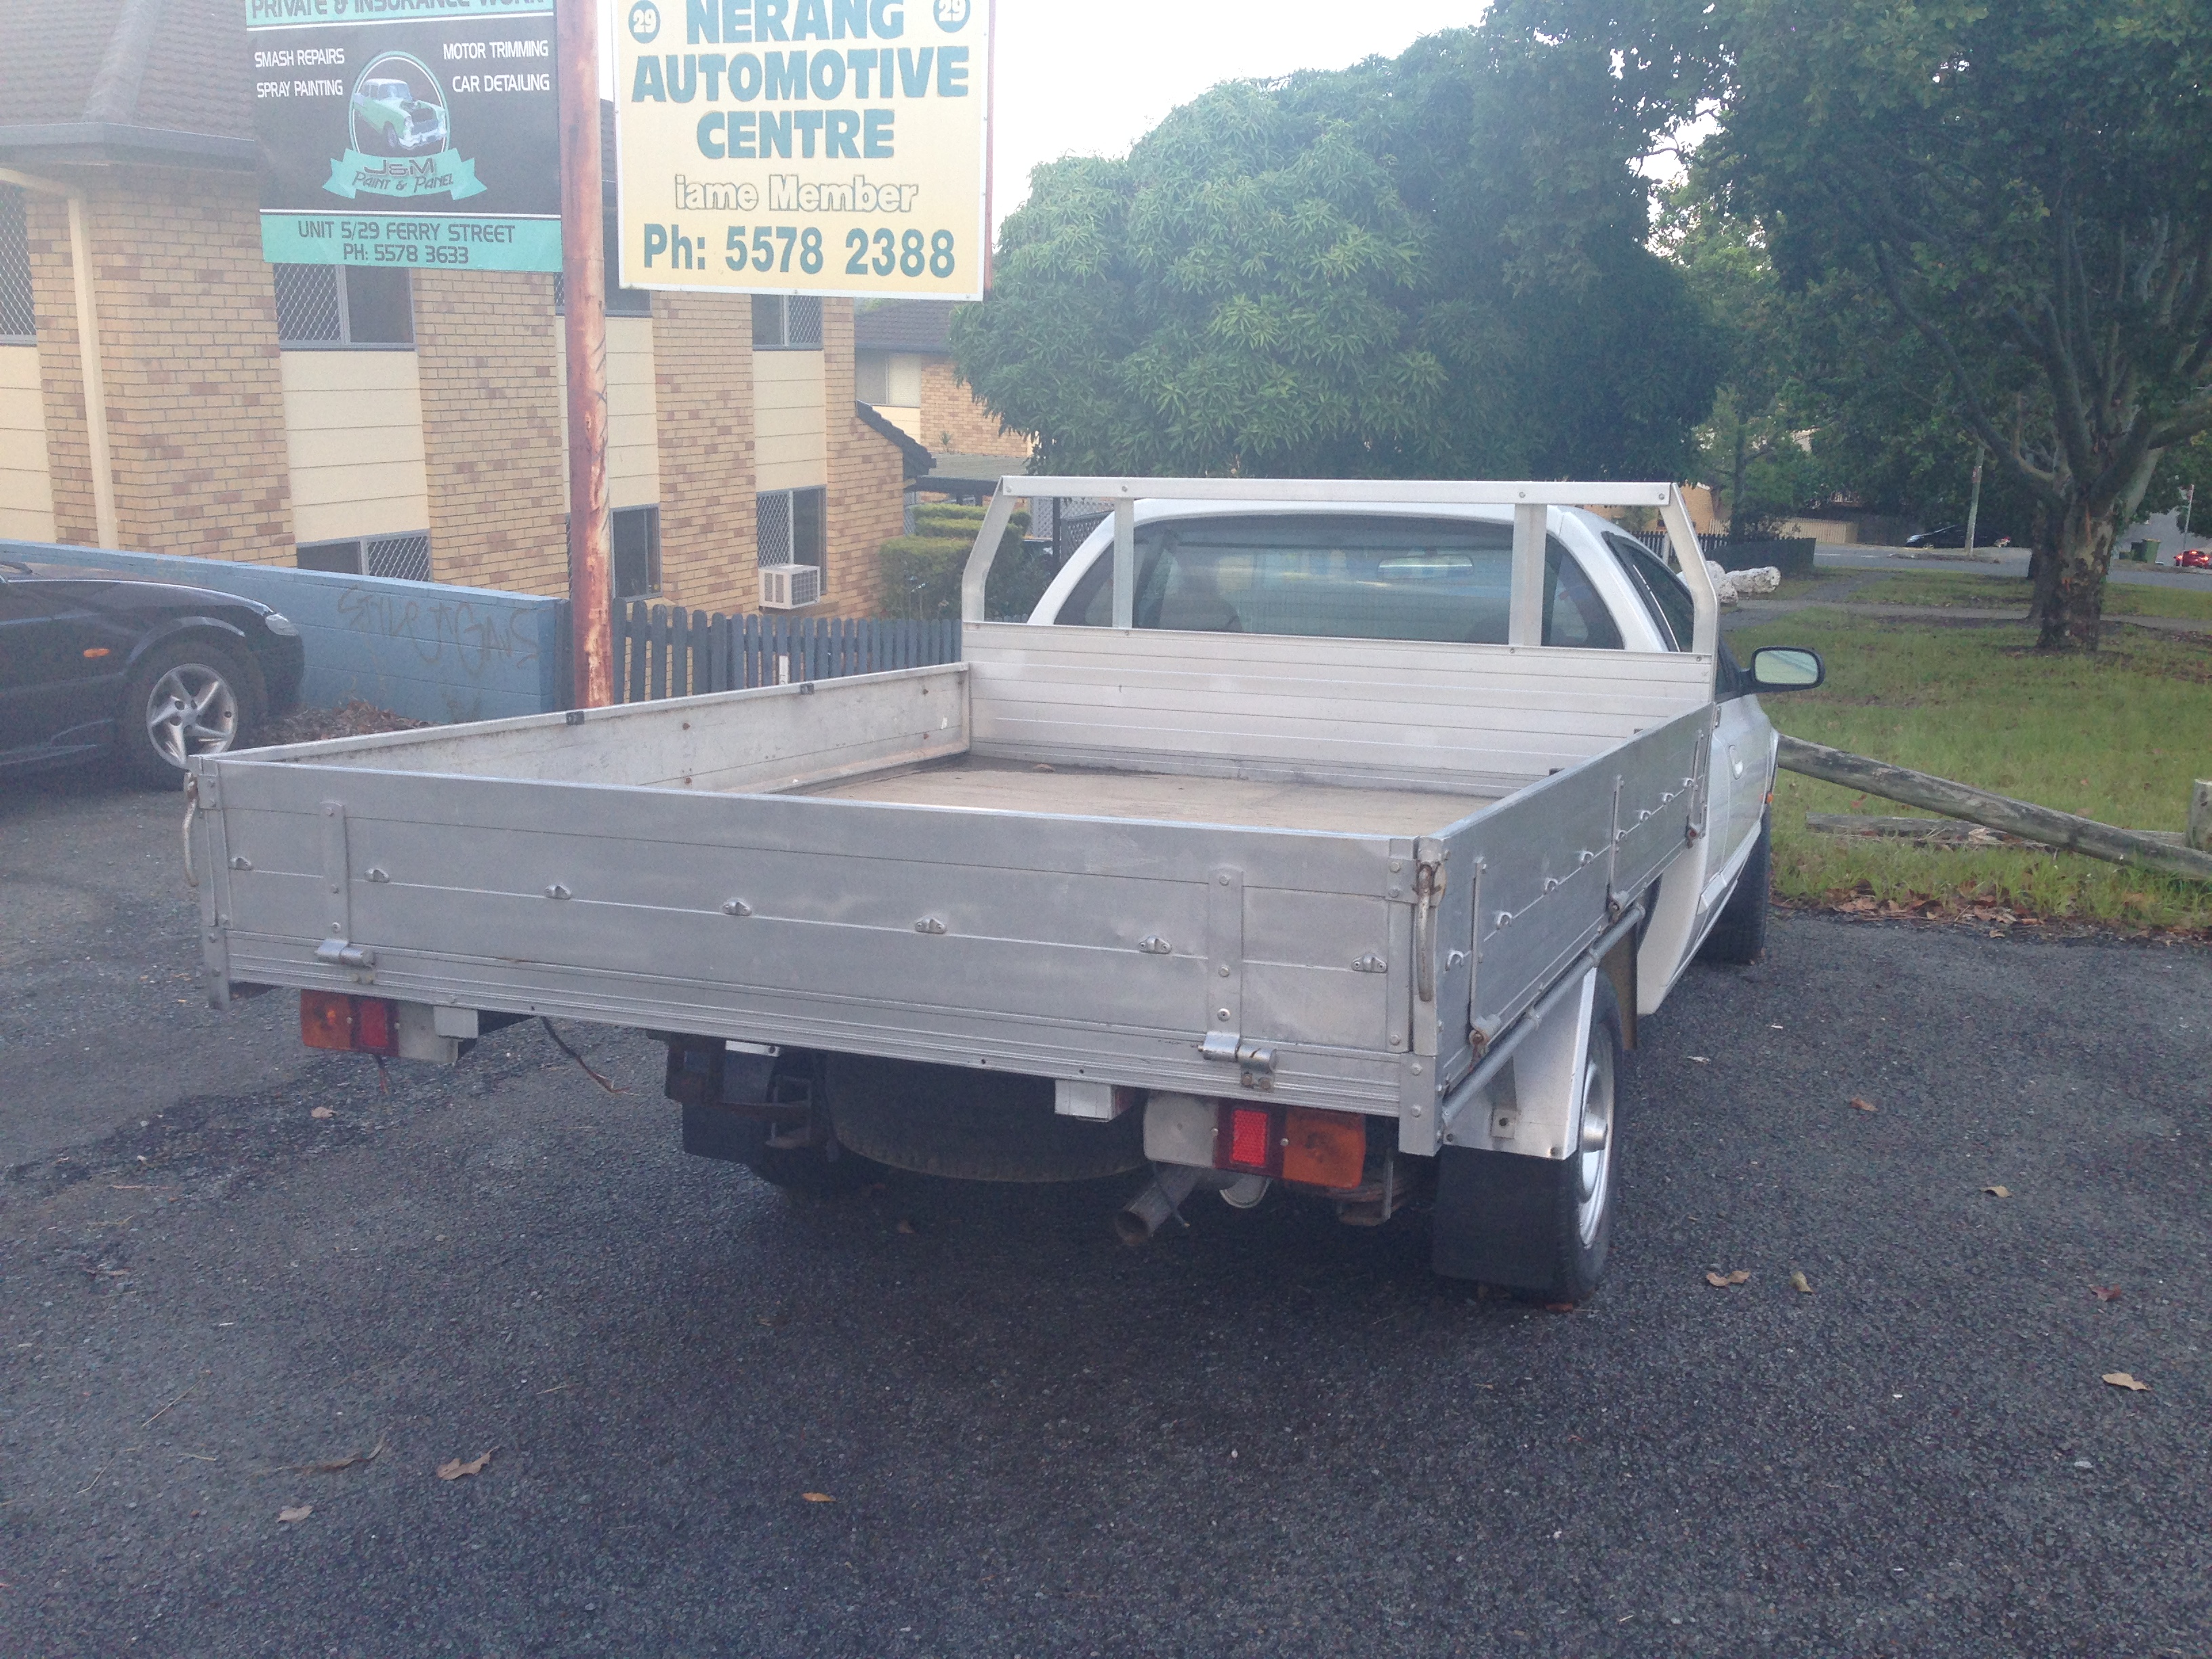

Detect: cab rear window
[1058, 514, 1620, 649]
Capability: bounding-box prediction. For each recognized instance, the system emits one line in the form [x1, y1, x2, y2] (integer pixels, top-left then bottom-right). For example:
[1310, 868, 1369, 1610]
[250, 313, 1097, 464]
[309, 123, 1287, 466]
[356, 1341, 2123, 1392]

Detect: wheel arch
[123, 615, 258, 678]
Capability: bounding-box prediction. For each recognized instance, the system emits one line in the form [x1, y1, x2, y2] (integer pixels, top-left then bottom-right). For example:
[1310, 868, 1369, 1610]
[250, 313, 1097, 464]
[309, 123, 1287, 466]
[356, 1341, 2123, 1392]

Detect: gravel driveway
[2, 771, 2206, 1657]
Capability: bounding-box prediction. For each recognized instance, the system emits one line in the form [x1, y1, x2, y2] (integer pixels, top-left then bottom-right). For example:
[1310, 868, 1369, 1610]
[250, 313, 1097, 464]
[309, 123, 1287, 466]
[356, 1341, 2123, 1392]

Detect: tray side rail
[1395, 705, 1709, 1155]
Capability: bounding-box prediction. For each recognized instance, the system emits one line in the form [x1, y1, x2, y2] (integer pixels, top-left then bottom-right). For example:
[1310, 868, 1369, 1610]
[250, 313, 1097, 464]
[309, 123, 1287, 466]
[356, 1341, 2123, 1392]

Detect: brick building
[0, 0, 927, 617]
[854, 297, 1033, 492]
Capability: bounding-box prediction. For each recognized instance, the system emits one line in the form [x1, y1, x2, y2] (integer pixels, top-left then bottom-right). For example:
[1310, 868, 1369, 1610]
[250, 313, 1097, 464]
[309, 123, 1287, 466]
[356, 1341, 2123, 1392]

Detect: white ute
[188, 478, 1824, 1300]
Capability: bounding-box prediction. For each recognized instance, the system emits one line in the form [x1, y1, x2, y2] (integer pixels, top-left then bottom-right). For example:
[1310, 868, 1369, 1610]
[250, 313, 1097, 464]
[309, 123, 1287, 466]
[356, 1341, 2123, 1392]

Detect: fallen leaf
[1543, 1302, 1577, 1313]
[1983, 1185, 2011, 1198]
[802, 1492, 836, 1503]
[1849, 1097, 1878, 1113]
[895, 1218, 916, 1235]
[1790, 1271, 1814, 1294]
[2102, 1372, 2151, 1393]
[1705, 1270, 1750, 1288]
[310, 1107, 334, 1120]
[277, 1504, 312, 1523]
[2091, 1285, 2123, 1303]
[436, 1451, 493, 1481]
[264, 1435, 387, 1477]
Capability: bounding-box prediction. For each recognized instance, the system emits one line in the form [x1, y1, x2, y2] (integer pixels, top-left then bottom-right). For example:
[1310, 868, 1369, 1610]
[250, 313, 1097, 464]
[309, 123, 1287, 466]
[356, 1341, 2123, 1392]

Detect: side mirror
[1748, 646, 1824, 691]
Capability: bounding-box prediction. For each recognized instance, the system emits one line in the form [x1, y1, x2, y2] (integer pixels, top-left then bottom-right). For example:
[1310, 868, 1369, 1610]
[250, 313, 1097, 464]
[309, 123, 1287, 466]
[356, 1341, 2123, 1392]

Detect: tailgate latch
[1201, 1029, 1275, 1090]
[315, 937, 375, 970]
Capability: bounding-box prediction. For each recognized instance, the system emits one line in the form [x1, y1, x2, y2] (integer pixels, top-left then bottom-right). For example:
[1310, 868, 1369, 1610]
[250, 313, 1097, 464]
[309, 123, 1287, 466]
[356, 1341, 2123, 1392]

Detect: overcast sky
[986, 2, 1490, 230]
[602, 1, 1492, 232]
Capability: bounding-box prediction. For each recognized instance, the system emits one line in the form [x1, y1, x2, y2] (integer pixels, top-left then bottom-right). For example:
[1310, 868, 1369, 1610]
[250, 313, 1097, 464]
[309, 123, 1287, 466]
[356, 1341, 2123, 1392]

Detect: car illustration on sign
[350, 64, 449, 155]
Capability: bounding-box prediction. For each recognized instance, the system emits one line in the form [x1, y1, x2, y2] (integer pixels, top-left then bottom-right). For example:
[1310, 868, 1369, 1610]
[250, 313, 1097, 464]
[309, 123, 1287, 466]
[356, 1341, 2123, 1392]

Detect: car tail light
[301, 990, 398, 1056]
[1217, 1101, 1280, 1176]
[1281, 1107, 1366, 1189]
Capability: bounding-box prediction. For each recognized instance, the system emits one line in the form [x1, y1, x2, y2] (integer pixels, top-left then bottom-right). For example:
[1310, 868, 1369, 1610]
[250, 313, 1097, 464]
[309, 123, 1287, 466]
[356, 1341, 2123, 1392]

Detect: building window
[552, 209, 653, 317]
[0, 186, 35, 342]
[612, 505, 661, 599]
[274, 266, 414, 348]
[757, 487, 825, 577]
[752, 294, 822, 350]
[295, 533, 432, 581]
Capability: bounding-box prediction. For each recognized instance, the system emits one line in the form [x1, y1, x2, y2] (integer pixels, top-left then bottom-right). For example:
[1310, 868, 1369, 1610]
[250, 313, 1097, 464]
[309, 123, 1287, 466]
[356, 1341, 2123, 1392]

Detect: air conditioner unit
[758, 562, 823, 610]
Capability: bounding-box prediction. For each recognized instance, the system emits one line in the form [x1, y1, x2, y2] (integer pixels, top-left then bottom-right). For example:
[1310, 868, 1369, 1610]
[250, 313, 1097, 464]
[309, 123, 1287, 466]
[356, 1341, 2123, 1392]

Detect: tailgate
[191, 755, 1425, 1113]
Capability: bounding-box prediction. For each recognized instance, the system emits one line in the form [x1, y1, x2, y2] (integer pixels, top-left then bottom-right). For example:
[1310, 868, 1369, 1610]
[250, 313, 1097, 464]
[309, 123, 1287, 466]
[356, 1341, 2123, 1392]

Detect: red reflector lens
[353, 996, 396, 1054]
[1227, 1105, 1272, 1170]
[300, 991, 352, 1050]
[300, 991, 398, 1055]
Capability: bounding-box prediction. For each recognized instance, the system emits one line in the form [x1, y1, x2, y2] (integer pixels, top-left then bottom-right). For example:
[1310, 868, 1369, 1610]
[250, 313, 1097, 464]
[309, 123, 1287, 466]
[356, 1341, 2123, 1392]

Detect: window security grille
[274, 266, 344, 344]
[751, 293, 822, 349]
[0, 186, 35, 342]
[365, 533, 432, 581]
[295, 533, 432, 581]
[274, 265, 413, 346]
[756, 486, 825, 609]
[756, 489, 792, 565]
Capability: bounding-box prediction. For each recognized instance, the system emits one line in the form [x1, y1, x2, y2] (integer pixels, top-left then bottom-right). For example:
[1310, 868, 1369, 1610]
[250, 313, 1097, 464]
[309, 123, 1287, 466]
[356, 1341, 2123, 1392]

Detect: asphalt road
[1811, 544, 2209, 592]
[3, 771, 2207, 1658]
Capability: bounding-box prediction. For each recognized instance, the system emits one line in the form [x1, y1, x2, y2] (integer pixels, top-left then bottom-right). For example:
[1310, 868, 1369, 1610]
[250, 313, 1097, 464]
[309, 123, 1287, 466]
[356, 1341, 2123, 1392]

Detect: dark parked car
[0, 558, 305, 786]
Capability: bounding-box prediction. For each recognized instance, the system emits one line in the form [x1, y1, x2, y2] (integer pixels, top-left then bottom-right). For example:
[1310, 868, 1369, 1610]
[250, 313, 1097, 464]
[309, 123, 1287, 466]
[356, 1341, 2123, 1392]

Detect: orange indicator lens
[1282, 1107, 1366, 1189]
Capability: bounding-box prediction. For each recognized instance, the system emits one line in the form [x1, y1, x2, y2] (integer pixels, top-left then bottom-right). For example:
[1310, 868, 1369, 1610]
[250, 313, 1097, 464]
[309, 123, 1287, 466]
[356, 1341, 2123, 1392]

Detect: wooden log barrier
[1775, 735, 2212, 884]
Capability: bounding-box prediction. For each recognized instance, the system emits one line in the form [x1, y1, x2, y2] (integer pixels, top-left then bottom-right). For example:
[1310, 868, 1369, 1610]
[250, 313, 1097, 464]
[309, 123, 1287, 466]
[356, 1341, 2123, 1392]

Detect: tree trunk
[2031, 499, 2116, 651]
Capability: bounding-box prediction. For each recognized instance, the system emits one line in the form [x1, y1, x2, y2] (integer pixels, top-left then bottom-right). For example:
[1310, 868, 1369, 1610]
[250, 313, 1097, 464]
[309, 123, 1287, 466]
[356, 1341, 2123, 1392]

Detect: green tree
[1710, 0, 2212, 648]
[1660, 185, 1827, 534]
[953, 18, 1723, 483]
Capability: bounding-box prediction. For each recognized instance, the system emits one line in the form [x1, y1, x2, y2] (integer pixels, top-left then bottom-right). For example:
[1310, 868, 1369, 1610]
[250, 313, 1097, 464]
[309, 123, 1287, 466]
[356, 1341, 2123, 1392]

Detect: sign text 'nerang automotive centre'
[616, 0, 991, 299]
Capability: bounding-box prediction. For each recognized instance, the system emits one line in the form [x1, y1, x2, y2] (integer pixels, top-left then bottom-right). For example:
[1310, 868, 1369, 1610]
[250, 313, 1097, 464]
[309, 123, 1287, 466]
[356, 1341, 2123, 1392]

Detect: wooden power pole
[558, 0, 613, 707]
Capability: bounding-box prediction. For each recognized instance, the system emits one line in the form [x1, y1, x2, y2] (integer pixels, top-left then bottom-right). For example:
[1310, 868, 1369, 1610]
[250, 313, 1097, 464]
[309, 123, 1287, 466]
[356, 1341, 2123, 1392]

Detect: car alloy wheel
[145, 663, 239, 766]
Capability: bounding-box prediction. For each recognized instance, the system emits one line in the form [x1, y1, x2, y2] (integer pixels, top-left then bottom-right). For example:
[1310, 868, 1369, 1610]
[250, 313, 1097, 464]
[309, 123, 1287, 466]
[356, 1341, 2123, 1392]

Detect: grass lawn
[1727, 609, 2212, 932]
[1844, 569, 2212, 621]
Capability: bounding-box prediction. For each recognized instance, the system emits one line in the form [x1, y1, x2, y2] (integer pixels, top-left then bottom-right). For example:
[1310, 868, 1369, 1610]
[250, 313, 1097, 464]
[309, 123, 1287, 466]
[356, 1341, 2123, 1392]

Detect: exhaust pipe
[1114, 1164, 1205, 1245]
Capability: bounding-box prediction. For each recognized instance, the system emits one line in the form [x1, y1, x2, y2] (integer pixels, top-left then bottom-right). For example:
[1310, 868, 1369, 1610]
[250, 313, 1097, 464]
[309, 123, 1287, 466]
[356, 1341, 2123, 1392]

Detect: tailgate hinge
[1200, 1029, 1275, 1090]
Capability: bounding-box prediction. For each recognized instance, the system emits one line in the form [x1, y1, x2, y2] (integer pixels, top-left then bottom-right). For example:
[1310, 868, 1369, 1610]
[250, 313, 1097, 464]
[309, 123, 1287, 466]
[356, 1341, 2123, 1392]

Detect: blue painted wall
[3, 543, 569, 724]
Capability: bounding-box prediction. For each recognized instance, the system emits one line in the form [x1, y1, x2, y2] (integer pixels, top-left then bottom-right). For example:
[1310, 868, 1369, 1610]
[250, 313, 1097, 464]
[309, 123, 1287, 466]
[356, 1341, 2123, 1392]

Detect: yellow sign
[613, 0, 990, 298]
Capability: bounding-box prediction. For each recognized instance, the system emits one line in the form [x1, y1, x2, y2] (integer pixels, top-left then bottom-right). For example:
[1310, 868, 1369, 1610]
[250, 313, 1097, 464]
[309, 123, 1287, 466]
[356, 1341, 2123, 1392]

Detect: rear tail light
[1212, 1101, 1367, 1188]
[1282, 1107, 1366, 1188]
[301, 990, 398, 1056]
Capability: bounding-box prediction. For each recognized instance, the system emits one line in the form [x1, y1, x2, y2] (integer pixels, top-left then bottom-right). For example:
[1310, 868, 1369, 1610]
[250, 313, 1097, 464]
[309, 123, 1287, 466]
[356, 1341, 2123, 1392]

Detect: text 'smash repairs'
[251, 0, 562, 273]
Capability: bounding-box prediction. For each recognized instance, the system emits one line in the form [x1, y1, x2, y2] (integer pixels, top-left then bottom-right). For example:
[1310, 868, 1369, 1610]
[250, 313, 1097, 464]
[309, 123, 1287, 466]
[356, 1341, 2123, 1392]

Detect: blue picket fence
[616, 606, 961, 703]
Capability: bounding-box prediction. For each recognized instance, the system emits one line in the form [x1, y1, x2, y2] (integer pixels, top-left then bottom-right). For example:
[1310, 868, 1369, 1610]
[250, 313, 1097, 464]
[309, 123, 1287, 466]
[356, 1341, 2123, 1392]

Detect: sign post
[558, 0, 613, 707]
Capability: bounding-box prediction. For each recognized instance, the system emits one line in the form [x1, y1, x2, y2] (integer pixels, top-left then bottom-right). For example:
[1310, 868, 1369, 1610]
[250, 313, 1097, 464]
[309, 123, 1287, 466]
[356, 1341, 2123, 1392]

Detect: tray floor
[794, 756, 1496, 836]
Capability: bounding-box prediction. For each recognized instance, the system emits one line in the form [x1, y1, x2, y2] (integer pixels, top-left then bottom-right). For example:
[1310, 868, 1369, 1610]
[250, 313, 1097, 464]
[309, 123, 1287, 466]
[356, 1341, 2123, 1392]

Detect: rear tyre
[1697, 808, 1771, 966]
[1431, 975, 1622, 1300]
[117, 637, 262, 788]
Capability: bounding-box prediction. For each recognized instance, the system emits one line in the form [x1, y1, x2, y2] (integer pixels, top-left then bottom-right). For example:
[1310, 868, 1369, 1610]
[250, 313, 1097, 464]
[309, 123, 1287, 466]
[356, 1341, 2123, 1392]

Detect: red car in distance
[2176, 547, 2210, 570]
